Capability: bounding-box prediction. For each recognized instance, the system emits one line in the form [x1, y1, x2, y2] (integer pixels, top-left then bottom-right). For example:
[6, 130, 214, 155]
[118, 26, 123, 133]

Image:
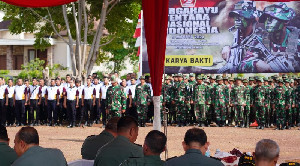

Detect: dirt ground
[6, 125, 300, 164]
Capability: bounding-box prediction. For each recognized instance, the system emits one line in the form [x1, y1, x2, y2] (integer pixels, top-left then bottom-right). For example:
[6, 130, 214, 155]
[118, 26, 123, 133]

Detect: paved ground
[6, 126, 300, 164]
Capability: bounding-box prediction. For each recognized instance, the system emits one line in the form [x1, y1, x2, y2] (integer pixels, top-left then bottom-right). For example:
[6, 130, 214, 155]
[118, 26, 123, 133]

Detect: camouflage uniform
[243, 79, 251, 127]
[192, 76, 208, 126]
[218, 0, 258, 73]
[135, 81, 151, 123]
[285, 80, 294, 128]
[293, 79, 300, 126]
[251, 78, 267, 129]
[273, 79, 287, 129]
[161, 78, 175, 124]
[174, 78, 191, 126]
[263, 78, 271, 127]
[231, 78, 246, 127]
[106, 85, 126, 118]
[213, 76, 226, 126]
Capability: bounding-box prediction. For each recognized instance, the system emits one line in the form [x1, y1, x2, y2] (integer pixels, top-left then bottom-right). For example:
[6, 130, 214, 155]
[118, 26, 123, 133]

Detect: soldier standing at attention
[243, 78, 251, 127]
[28, 78, 40, 126]
[192, 75, 208, 127]
[231, 77, 246, 127]
[134, 76, 151, 127]
[63, 79, 79, 128]
[5, 79, 15, 126]
[263, 78, 271, 128]
[188, 73, 197, 125]
[174, 75, 191, 127]
[213, 76, 226, 127]
[106, 75, 126, 119]
[284, 79, 293, 129]
[45, 79, 60, 126]
[14, 78, 28, 127]
[161, 76, 175, 126]
[251, 78, 267, 130]
[273, 79, 287, 130]
[38, 79, 47, 125]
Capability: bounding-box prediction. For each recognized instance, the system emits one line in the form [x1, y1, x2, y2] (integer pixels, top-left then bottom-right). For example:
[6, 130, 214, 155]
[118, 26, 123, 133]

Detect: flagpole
[138, 10, 143, 79]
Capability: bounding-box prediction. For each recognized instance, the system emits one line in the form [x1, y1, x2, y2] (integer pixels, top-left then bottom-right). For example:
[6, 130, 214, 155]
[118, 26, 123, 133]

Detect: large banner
[142, 0, 300, 74]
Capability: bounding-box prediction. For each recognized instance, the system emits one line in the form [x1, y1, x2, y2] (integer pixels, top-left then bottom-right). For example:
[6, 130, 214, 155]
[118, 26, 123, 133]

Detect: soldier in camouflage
[192, 75, 208, 127]
[213, 75, 226, 127]
[189, 73, 197, 124]
[219, 0, 259, 73]
[251, 78, 267, 130]
[106, 76, 126, 119]
[258, 2, 299, 72]
[161, 76, 175, 125]
[263, 77, 271, 128]
[273, 79, 287, 130]
[231, 77, 246, 127]
[243, 78, 251, 127]
[135, 76, 151, 127]
[285, 79, 294, 129]
[174, 75, 191, 127]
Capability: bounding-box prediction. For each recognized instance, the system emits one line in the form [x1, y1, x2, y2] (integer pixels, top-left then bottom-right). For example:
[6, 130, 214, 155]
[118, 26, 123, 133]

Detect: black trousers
[128, 102, 138, 120]
[147, 102, 154, 122]
[67, 100, 76, 124]
[39, 98, 47, 123]
[57, 98, 64, 124]
[48, 100, 57, 123]
[94, 98, 100, 120]
[15, 100, 25, 125]
[0, 99, 5, 125]
[100, 99, 107, 125]
[6, 98, 14, 125]
[78, 99, 84, 122]
[84, 99, 93, 123]
[30, 99, 39, 124]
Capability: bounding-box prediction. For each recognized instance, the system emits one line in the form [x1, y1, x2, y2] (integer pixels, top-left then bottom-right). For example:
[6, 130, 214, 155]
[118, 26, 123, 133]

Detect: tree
[0, 0, 141, 80]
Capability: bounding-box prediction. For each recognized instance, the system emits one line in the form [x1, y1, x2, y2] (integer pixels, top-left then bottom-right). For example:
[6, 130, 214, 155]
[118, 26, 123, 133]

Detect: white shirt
[128, 84, 137, 99]
[14, 85, 27, 100]
[39, 86, 47, 98]
[147, 83, 153, 96]
[82, 85, 94, 100]
[63, 82, 70, 89]
[57, 84, 64, 99]
[64, 86, 78, 101]
[46, 86, 59, 100]
[93, 83, 101, 99]
[0, 84, 7, 99]
[127, 80, 131, 86]
[29, 85, 40, 100]
[76, 85, 84, 99]
[100, 84, 110, 99]
[5, 86, 15, 98]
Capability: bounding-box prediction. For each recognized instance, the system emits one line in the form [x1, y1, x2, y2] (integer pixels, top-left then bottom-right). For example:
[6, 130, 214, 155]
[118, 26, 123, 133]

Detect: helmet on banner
[259, 2, 295, 23]
[229, 1, 257, 19]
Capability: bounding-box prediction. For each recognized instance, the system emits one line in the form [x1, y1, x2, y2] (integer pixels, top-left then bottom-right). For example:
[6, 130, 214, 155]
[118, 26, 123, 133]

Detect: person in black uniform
[63, 79, 79, 128]
[28, 78, 40, 126]
[5, 79, 15, 126]
[24, 79, 30, 125]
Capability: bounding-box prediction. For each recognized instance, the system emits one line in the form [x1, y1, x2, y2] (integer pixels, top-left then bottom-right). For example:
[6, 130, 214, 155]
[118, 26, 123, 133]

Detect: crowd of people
[0, 72, 300, 130]
[0, 116, 294, 166]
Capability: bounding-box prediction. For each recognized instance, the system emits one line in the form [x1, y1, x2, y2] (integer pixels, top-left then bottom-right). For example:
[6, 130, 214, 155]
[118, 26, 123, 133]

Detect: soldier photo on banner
[141, 0, 300, 74]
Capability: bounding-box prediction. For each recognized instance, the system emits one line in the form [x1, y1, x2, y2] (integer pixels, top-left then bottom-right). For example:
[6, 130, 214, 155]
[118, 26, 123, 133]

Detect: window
[28, 49, 36, 62]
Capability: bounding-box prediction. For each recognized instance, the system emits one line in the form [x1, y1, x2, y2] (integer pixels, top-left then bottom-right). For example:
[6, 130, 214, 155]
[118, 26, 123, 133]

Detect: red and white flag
[134, 12, 142, 57]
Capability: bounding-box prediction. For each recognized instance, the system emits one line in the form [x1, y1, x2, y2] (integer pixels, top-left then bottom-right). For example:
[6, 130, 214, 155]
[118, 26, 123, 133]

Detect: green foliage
[0, 70, 11, 82]
[18, 58, 45, 80]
